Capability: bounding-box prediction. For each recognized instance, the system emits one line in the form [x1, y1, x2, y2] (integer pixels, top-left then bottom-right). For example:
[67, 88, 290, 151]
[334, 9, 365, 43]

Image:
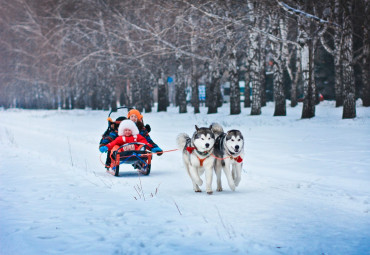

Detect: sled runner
[108, 142, 152, 176]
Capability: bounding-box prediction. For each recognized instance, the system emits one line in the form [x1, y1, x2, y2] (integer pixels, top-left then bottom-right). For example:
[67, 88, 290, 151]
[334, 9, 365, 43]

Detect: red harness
[186, 147, 209, 166]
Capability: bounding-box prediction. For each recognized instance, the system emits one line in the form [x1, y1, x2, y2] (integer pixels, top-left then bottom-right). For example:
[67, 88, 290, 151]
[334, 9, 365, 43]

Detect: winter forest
[0, 0, 369, 119]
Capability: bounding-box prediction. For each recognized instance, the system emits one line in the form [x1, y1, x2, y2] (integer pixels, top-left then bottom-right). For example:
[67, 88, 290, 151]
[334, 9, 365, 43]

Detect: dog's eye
[238, 139, 241, 141]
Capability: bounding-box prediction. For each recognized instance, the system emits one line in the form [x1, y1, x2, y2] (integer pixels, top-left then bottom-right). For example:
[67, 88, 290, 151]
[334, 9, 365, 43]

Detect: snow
[0, 101, 369, 255]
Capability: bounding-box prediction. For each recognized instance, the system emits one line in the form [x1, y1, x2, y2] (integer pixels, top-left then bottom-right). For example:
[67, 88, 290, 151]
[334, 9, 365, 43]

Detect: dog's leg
[189, 165, 203, 187]
[215, 161, 223, 192]
[185, 164, 202, 192]
[234, 163, 242, 187]
[223, 159, 236, 191]
[205, 166, 213, 194]
[192, 182, 202, 192]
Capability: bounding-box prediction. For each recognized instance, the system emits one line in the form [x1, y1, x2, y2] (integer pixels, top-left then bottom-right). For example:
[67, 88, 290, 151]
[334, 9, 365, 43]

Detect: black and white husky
[213, 127, 244, 191]
[177, 124, 223, 194]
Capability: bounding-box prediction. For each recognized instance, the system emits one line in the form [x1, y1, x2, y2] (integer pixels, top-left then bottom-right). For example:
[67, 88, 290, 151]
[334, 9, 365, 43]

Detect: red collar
[233, 155, 243, 163]
[186, 147, 196, 153]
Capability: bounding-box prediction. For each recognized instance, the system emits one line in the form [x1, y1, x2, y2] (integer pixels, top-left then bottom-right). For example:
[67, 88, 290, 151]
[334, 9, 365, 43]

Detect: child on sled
[126, 109, 163, 155]
[99, 120, 153, 168]
[100, 119, 153, 151]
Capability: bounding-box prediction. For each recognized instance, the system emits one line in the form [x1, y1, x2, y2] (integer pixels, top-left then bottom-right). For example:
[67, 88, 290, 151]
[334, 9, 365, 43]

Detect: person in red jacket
[100, 119, 153, 154]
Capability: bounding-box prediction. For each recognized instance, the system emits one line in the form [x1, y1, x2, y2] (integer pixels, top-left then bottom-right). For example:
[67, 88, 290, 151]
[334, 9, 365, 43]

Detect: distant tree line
[0, 0, 368, 119]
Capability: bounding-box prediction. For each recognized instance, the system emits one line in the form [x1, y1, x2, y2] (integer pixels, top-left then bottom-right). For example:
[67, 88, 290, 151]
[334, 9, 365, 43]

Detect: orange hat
[127, 109, 143, 121]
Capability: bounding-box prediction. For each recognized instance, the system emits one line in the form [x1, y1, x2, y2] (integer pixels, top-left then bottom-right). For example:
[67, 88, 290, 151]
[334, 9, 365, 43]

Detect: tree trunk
[290, 48, 301, 107]
[157, 70, 167, 112]
[272, 16, 287, 116]
[191, 79, 200, 114]
[142, 77, 152, 113]
[301, 42, 316, 119]
[206, 69, 220, 114]
[342, 0, 356, 118]
[229, 52, 241, 115]
[362, 0, 370, 106]
[334, 0, 344, 107]
[249, 35, 262, 115]
[273, 62, 286, 116]
[244, 78, 251, 108]
[176, 61, 187, 113]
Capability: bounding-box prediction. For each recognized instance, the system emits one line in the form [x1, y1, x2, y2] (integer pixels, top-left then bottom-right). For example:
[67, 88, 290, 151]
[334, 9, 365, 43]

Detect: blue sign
[198, 85, 206, 101]
[167, 76, 173, 83]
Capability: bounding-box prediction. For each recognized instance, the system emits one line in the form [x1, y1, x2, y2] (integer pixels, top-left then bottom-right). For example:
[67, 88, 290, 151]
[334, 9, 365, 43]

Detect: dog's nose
[235, 145, 239, 151]
[205, 143, 209, 148]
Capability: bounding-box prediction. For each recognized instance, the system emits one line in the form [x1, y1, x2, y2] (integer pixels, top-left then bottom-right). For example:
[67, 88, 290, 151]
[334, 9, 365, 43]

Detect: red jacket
[106, 134, 152, 151]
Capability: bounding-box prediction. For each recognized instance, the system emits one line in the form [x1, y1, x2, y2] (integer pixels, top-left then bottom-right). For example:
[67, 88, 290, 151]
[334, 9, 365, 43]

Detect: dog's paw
[216, 187, 223, 192]
[228, 182, 236, 191]
[207, 191, 213, 195]
[194, 184, 202, 192]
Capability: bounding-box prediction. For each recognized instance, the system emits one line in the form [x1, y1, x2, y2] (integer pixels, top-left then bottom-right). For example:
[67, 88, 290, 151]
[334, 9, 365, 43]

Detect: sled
[102, 106, 154, 177]
[108, 142, 152, 176]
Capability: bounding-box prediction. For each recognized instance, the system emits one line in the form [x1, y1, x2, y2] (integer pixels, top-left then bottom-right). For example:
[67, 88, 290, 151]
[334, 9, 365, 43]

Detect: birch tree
[341, 0, 356, 118]
[361, 0, 370, 106]
[270, 13, 287, 116]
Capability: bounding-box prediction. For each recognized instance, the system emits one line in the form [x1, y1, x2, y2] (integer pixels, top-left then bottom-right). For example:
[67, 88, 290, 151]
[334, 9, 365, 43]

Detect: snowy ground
[0, 101, 369, 255]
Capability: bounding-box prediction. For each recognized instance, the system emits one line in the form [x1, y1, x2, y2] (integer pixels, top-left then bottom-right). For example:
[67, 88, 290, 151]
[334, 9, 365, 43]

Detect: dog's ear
[195, 125, 199, 131]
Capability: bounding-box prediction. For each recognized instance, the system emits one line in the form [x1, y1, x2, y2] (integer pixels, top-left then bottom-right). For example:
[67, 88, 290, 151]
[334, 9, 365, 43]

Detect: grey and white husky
[177, 123, 223, 194]
[213, 127, 245, 191]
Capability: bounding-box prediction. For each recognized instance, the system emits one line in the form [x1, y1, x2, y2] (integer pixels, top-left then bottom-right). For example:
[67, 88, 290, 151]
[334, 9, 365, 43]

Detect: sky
[0, 101, 370, 255]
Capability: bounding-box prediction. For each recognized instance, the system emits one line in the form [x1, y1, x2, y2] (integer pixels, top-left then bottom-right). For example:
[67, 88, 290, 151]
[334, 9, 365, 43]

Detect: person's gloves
[145, 124, 151, 133]
[100, 146, 108, 153]
[151, 146, 163, 156]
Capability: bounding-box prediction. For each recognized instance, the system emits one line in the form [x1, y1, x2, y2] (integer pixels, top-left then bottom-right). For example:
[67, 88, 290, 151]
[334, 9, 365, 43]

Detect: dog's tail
[177, 133, 190, 150]
[211, 122, 224, 137]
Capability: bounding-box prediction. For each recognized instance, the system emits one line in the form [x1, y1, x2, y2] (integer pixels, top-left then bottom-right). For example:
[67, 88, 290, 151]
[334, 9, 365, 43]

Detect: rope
[210, 153, 243, 163]
[99, 153, 110, 168]
[210, 153, 231, 161]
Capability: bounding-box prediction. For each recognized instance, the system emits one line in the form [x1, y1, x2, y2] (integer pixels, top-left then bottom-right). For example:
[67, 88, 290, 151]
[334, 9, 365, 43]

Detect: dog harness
[186, 147, 211, 167]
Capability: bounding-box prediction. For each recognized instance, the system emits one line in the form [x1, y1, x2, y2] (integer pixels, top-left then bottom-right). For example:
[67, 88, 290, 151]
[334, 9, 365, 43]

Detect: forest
[0, 0, 369, 119]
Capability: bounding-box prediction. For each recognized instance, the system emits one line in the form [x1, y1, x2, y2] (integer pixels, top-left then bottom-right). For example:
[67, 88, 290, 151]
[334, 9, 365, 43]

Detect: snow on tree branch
[276, 1, 340, 28]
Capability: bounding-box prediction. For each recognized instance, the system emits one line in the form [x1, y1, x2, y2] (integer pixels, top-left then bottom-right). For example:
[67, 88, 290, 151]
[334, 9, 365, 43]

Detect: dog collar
[186, 146, 212, 166]
[186, 146, 211, 156]
[225, 148, 243, 163]
[186, 147, 196, 154]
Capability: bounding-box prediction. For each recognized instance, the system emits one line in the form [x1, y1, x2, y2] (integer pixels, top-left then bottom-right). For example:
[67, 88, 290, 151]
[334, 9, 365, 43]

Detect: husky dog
[177, 124, 223, 194]
[214, 127, 244, 191]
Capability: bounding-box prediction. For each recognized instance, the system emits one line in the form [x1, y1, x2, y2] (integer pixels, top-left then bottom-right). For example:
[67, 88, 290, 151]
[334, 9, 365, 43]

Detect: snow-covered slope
[1, 102, 369, 255]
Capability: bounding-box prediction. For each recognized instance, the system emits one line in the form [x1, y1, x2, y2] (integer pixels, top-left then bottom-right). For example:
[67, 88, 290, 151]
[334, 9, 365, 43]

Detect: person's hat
[127, 109, 143, 121]
[115, 116, 126, 124]
[118, 119, 139, 136]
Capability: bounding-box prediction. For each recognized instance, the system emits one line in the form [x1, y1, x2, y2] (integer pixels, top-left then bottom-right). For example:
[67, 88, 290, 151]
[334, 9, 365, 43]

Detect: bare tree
[362, 0, 370, 106]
